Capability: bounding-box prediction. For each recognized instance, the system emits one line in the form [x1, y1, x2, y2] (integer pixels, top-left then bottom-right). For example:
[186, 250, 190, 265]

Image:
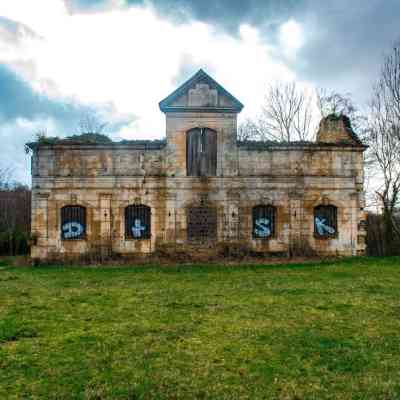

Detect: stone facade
[28, 70, 367, 260]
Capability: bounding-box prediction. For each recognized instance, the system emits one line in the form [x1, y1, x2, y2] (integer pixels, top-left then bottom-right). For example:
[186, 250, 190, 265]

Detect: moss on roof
[26, 133, 166, 150]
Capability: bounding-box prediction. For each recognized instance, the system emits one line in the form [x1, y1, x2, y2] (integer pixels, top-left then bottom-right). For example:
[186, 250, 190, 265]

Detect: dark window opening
[252, 205, 276, 239]
[186, 128, 217, 176]
[61, 206, 86, 240]
[125, 205, 151, 239]
[314, 205, 337, 238]
[187, 207, 217, 242]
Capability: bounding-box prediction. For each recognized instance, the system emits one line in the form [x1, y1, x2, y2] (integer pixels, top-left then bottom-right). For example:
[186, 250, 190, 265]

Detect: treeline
[0, 187, 31, 256]
[366, 213, 400, 256]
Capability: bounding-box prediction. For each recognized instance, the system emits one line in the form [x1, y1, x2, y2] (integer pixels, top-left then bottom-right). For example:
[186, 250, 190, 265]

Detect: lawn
[1, 257, 400, 399]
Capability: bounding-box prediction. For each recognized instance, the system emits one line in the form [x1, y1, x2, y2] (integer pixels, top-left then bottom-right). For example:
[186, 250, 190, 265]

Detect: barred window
[187, 207, 217, 242]
[314, 205, 337, 238]
[125, 205, 151, 239]
[253, 205, 276, 239]
[61, 206, 86, 240]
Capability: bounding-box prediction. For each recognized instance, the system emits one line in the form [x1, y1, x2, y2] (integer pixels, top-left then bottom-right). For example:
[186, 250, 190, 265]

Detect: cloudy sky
[0, 0, 399, 183]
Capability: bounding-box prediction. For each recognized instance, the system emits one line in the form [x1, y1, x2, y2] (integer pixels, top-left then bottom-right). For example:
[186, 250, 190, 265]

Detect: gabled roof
[159, 69, 244, 113]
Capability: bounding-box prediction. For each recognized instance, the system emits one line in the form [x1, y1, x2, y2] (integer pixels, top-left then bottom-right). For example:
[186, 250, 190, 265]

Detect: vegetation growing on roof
[324, 113, 353, 128]
[26, 133, 166, 150]
[36, 132, 112, 145]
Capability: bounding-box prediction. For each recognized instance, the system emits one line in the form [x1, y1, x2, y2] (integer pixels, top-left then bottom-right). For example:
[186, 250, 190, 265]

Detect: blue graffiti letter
[63, 222, 84, 239]
[315, 217, 335, 236]
[131, 219, 146, 238]
[254, 218, 271, 238]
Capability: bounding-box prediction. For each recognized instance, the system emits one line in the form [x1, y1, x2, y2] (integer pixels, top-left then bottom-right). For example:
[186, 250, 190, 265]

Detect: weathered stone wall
[238, 146, 364, 182]
[30, 145, 366, 259]
[32, 146, 165, 178]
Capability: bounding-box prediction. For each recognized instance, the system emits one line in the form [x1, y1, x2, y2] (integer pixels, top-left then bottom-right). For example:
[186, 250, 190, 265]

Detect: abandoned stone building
[28, 69, 367, 260]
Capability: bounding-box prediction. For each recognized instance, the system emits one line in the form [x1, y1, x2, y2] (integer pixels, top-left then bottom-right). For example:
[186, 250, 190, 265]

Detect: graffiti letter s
[254, 218, 271, 238]
[63, 222, 84, 239]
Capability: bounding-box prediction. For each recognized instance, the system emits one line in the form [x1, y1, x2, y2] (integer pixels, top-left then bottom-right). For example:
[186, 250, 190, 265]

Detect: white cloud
[0, 0, 304, 142]
[279, 19, 305, 59]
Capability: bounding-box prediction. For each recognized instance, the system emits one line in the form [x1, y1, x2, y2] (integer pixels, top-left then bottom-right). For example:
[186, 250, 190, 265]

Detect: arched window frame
[314, 205, 338, 239]
[252, 205, 276, 239]
[61, 205, 86, 240]
[186, 127, 217, 177]
[125, 204, 151, 240]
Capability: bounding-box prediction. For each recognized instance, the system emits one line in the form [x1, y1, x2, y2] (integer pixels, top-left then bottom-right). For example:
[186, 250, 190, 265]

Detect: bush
[0, 230, 30, 256]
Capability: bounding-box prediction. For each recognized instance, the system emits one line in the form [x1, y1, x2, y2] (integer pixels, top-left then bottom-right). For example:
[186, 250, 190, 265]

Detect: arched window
[186, 128, 217, 176]
[314, 205, 337, 238]
[61, 205, 86, 240]
[252, 205, 276, 239]
[125, 205, 151, 239]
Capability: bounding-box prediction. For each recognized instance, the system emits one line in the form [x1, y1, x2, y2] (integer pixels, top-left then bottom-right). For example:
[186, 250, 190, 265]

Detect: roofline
[159, 69, 244, 113]
[26, 141, 367, 152]
[237, 141, 368, 151]
[158, 106, 242, 114]
[26, 141, 166, 151]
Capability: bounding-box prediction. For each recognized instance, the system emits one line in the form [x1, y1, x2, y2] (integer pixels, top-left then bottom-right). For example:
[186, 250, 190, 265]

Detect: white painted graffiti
[131, 219, 147, 238]
[62, 222, 84, 239]
[315, 217, 335, 236]
[254, 218, 272, 238]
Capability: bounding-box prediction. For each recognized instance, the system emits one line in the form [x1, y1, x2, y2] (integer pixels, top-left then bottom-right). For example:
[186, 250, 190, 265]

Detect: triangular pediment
[159, 69, 244, 113]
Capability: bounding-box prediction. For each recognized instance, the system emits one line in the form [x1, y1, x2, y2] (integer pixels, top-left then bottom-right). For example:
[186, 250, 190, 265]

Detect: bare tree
[259, 82, 316, 142]
[317, 89, 357, 116]
[0, 166, 31, 255]
[368, 42, 400, 253]
[238, 82, 318, 142]
[381, 44, 400, 122]
[78, 113, 107, 134]
[35, 128, 48, 140]
[237, 118, 262, 141]
[316, 88, 367, 136]
[0, 166, 19, 191]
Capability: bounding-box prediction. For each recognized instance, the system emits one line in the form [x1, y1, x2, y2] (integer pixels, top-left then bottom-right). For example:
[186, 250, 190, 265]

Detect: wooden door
[186, 128, 217, 176]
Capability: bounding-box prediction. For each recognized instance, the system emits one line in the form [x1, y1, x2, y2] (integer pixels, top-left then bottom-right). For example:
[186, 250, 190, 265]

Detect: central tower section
[159, 69, 244, 178]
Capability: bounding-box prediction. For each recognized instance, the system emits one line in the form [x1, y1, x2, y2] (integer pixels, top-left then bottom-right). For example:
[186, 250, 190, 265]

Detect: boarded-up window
[314, 205, 337, 238]
[252, 205, 276, 239]
[187, 207, 217, 242]
[186, 128, 217, 176]
[61, 206, 86, 240]
[125, 205, 151, 239]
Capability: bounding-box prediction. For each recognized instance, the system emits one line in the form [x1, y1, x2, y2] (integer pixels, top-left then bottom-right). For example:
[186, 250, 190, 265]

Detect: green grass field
[1, 257, 400, 399]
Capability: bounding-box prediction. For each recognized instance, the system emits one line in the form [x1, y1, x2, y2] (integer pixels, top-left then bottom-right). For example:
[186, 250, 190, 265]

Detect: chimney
[317, 114, 363, 146]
